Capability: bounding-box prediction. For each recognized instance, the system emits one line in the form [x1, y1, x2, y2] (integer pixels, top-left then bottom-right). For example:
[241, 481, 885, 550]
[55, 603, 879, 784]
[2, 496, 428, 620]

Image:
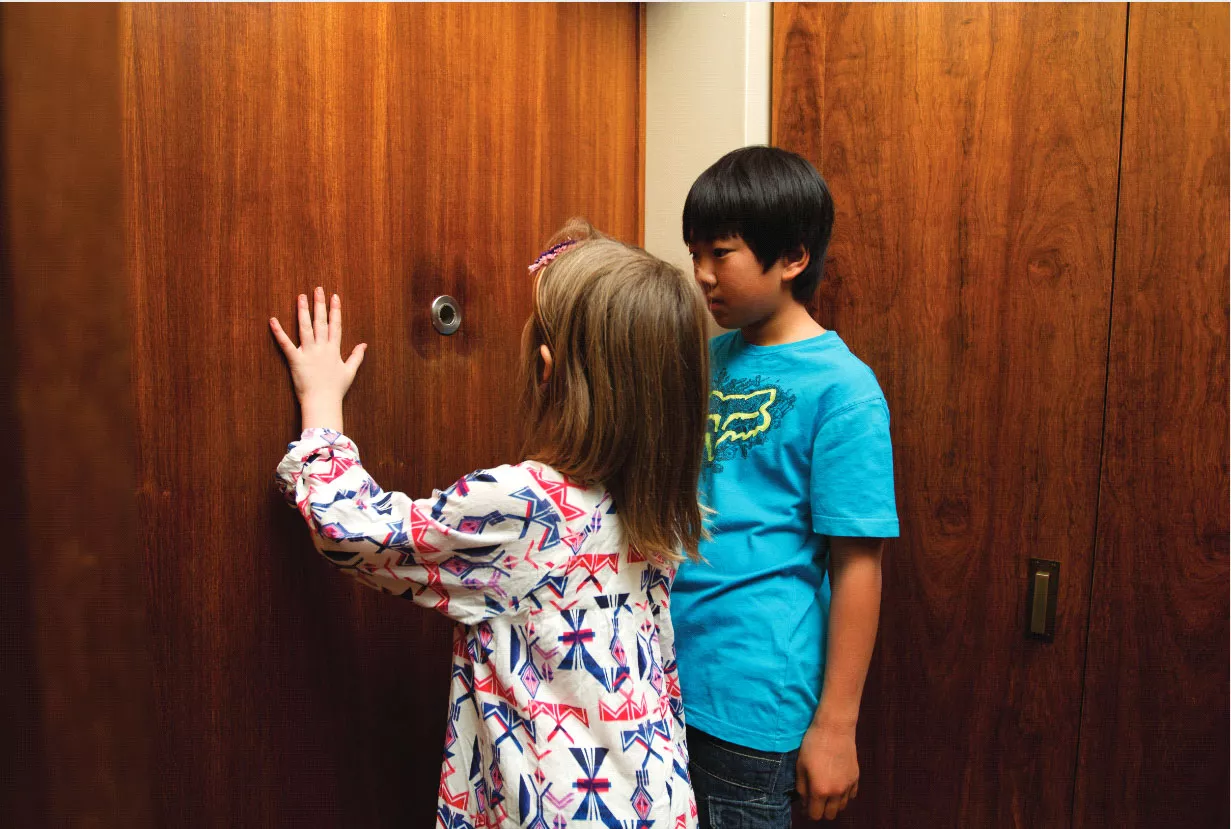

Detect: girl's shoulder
[429, 460, 608, 521]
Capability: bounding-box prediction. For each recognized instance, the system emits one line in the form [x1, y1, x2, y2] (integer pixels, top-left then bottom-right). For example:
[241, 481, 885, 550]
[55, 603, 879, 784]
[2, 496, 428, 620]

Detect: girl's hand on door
[270, 286, 367, 432]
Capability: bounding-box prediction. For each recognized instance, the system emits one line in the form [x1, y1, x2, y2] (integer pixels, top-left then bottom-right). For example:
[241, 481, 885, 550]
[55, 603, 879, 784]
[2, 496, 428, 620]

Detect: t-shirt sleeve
[810, 397, 900, 538]
[275, 427, 545, 625]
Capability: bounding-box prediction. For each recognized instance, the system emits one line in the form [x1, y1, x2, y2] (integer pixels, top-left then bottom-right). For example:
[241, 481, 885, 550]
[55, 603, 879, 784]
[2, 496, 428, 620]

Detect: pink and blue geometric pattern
[276, 428, 696, 827]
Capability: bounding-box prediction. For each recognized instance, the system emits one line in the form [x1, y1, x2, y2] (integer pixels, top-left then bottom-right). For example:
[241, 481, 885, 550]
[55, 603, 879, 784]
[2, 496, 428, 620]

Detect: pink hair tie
[528, 239, 580, 275]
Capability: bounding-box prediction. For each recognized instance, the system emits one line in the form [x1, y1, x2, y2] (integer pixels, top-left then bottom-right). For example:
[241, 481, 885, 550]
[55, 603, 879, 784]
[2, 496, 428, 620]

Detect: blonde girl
[270, 219, 708, 829]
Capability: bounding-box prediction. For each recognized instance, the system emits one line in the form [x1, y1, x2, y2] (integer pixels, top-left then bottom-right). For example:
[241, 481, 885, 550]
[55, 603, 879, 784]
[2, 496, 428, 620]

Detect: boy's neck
[740, 297, 827, 347]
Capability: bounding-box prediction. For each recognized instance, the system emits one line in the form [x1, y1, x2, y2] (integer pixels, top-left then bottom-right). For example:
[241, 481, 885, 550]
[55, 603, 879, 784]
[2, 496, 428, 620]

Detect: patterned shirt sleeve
[275, 427, 543, 625]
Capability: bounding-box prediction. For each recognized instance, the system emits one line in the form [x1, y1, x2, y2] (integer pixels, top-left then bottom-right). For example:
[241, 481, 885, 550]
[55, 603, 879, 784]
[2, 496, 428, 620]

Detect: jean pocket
[688, 730, 784, 795]
[707, 793, 792, 829]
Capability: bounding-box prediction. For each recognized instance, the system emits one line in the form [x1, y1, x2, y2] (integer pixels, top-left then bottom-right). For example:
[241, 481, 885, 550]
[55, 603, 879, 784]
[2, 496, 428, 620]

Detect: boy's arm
[796, 536, 883, 821]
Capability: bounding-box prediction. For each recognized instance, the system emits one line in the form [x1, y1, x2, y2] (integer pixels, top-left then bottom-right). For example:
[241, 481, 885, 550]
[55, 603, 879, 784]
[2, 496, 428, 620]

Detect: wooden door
[127, 4, 643, 825]
[4, 4, 644, 826]
[1073, 5, 1229, 827]
[773, 4, 1126, 825]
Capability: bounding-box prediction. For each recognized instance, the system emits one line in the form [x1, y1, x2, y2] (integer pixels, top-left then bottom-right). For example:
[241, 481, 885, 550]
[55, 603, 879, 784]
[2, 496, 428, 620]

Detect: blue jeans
[687, 725, 801, 829]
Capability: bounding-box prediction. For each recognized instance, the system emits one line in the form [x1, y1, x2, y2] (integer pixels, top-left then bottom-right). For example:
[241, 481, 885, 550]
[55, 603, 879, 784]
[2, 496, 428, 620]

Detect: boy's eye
[713, 248, 731, 258]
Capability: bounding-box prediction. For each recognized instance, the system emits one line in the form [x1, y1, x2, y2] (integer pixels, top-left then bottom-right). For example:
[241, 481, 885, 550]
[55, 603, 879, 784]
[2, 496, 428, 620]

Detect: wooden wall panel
[1074, 4, 1230, 826]
[2, 5, 155, 827]
[0, 19, 43, 825]
[124, 4, 641, 825]
[773, 5, 1125, 825]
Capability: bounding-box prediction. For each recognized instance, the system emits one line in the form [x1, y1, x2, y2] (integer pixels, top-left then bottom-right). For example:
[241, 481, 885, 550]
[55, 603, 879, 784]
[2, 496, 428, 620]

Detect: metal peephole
[431, 295, 461, 335]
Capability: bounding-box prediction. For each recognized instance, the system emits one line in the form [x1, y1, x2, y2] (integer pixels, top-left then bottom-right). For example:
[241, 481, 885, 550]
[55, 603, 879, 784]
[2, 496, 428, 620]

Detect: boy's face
[688, 235, 786, 330]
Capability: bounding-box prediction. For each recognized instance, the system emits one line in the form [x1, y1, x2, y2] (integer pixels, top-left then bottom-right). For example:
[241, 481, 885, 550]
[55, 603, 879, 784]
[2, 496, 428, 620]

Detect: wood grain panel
[124, 4, 641, 825]
[1074, 4, 1230, 826]
[0, 16, 47, 826]
[773, 4, 1125, 825]
[3, 5, 154, 826]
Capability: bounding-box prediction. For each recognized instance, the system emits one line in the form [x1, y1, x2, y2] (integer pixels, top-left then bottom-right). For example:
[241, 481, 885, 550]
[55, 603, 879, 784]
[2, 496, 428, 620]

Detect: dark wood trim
[1, 4, 154, 826]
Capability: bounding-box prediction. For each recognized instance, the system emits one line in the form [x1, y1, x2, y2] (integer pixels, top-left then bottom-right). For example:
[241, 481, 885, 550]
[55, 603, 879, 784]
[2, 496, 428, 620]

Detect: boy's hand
[270, 287, 367, 431]
[796, 720, 859, 821]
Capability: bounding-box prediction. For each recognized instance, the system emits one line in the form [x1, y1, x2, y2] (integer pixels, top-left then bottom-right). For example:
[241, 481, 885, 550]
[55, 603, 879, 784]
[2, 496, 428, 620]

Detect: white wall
[643, 2, 771, 270]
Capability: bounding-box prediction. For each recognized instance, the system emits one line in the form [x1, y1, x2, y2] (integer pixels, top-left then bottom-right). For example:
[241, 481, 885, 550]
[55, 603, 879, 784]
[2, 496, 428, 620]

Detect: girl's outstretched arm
[275, 430, 542, 626]
[270, 288, 542, 625]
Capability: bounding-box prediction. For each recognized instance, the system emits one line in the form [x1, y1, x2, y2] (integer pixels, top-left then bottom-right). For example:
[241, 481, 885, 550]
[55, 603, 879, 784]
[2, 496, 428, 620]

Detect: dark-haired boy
[672, 146, 899, 827]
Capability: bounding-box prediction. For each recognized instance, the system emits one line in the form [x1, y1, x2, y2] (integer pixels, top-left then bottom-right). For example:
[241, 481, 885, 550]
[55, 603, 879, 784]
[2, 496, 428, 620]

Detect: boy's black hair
[682, 145, 835, 303]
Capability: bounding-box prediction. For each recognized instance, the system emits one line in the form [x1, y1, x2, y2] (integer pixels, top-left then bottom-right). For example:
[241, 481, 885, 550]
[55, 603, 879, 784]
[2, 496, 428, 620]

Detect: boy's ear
[778, 246, 811, 283]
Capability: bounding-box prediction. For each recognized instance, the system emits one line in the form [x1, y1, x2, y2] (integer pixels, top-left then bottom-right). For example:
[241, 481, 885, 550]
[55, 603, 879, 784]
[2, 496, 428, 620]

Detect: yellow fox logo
[705, 388, 778, 462]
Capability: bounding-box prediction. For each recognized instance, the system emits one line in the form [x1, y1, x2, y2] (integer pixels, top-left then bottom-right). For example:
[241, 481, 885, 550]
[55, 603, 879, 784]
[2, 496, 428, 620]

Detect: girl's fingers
[345, 343, 367, 373]
[269, 317, 301, 360]
[313, 286, 328, 343]
[297, 293, 313, 345]
[329, 293, 341, 343]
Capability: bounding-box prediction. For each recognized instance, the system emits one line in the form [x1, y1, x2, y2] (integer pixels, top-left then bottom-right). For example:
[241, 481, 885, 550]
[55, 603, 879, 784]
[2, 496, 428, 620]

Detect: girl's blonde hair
[519, 218, 709, 567]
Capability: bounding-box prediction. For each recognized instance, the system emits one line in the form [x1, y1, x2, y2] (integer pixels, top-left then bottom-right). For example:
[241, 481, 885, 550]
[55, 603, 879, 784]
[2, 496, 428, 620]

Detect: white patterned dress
[276, 428, 698, 829]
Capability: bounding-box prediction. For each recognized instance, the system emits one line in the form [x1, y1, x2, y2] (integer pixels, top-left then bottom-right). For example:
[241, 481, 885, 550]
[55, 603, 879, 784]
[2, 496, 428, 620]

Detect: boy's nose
[693, 266, 716, 288]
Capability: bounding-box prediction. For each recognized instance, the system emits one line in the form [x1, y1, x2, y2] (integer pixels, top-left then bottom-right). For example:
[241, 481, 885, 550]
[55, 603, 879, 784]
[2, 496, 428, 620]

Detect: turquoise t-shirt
[672, 330, 900, 752]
